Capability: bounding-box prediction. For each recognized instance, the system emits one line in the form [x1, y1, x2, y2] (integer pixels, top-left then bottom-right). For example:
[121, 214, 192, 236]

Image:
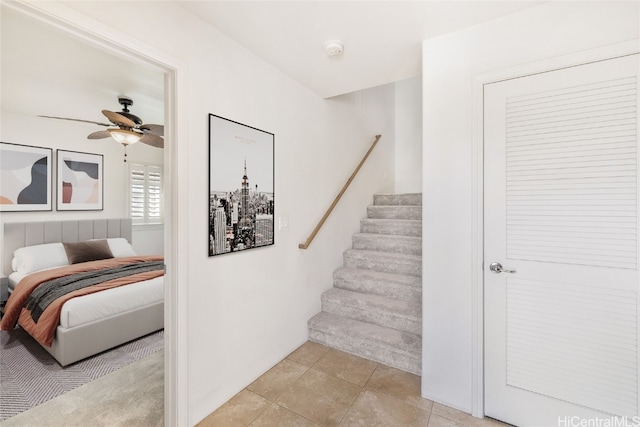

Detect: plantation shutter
[129, 163, 163, 225]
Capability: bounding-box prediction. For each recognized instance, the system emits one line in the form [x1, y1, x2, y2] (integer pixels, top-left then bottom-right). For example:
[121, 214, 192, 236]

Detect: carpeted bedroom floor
[2, 350, 163, 427]
[0, 328, 164, 424]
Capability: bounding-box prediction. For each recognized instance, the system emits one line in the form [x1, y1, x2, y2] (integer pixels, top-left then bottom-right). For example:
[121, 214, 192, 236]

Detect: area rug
[0, 327, 164, 421]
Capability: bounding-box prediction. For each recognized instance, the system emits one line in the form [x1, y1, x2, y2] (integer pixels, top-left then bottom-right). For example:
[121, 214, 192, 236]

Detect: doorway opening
[1, 2, 185, 424]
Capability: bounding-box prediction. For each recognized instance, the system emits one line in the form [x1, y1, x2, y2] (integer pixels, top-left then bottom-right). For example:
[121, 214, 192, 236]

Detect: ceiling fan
[39, 96, 164, 150]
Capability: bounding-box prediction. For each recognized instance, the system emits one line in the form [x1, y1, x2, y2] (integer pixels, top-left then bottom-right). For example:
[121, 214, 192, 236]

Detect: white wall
[38, 2, 396, 425]
[132, 225, 164, 256]
[395, 77, 422, 193]
[421, 1, 639, 414]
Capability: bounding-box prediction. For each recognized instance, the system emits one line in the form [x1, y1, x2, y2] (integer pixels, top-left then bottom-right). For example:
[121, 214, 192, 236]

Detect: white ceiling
[1, 0, 544, 125]
[179, 1, 544, 98]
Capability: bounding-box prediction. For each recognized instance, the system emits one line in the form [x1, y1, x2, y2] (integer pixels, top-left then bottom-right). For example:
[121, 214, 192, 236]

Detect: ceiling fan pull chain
[123, 145, 128, 163]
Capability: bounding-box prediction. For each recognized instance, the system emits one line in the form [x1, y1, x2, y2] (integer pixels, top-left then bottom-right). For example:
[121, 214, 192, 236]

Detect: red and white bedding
[1, 255, 164, 347]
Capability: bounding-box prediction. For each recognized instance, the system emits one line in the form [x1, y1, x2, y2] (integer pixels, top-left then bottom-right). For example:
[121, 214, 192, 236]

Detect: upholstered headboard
[3, 218, 132, 276]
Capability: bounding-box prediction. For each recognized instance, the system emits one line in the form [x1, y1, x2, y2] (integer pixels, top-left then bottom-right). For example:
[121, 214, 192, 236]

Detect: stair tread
[361, 218, 422, 222]
[367, 206, 421, 212]
[345, 248, 422, 261]
[309, 312, 421, 355]
[323, 288, 421, 319]
[367, 205, 421, 220]
[335, 267, 422, 288]
[368, 205, 421, 208]
[344, 249, 421, 277]
[354, 233, 421, 241]
[333, 268, 421, 303]
[374, 193, 422, 196]
[373, 193, 422, 206]
[360, 218, 422, 235]
[352, 233, 421, 256]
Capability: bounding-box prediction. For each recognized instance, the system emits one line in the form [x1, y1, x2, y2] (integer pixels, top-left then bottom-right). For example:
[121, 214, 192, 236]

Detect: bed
[1, 218, 164, 366]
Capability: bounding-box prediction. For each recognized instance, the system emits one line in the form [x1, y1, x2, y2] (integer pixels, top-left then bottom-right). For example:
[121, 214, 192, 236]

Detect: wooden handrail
[299, 135, 382, 249]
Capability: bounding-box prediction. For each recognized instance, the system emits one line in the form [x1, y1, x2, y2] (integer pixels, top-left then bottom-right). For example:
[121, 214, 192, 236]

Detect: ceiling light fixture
[108, 128, 141, 146]
[324, 40, 344, 57]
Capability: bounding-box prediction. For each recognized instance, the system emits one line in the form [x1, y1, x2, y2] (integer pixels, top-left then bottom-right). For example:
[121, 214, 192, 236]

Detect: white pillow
[12, 238, 136, 274]
[13, 242, 69, 274]
[106, 238, 137, 258]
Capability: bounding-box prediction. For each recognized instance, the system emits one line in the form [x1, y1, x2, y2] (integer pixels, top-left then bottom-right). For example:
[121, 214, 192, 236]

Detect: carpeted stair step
[333, 267, 421, 302]
[344, 249, 421, 277]
[360, 219, 422, 237]
[308, 311, 421, 375]
[367, 205, 421, 220]
[352, 233, 421, 256]
[321, 288, 421, 335]
[374, 193, 422, 206]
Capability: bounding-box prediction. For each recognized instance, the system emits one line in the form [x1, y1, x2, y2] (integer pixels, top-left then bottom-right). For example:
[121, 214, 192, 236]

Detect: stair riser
[352, 235, 421, 256]
[360, 220, 421, 237]
[344, 253, 421, 277]
[367, 206, 421, 220]
[322, 299, 421, 335]
[374, 194, 422, 206]
[309, 330, 421, 376]
[334, 277, 421, 302]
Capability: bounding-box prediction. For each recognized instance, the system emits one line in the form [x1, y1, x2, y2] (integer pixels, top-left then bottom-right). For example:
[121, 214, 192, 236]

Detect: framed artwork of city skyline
[208, 114, 274, 257]
[56, 149, 103, 211]
[0, 142, 52, 212]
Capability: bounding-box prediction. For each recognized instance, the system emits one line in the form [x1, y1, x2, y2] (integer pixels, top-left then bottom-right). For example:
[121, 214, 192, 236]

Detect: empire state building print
[208, 115, 274, 256]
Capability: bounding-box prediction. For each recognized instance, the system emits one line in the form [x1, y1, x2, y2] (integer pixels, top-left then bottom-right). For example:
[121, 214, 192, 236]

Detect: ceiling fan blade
[102, 110, 136, 128]
[140, 124, 164, 136]
[140, 133, 164, 148]
[87, 130, 112, 139]
[38, 115, 111, 127]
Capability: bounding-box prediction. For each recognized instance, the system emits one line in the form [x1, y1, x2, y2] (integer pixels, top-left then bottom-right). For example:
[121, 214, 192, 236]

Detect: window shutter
[129, 163, 163, 225]
[146, 166, 162, 223]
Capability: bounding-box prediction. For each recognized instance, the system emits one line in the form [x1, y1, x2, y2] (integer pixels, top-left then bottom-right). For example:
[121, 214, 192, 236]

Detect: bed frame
[3, 218, 164, 366]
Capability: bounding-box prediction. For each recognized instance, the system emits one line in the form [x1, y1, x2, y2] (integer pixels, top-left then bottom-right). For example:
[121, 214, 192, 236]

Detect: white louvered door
[484, 54, 639, 426]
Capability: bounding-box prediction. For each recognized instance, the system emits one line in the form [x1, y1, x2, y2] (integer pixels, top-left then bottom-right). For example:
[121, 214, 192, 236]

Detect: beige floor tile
[428, 413, 464, 427]
[277, 369, 361, 427]
[432, 403, 508, 427]
[339, 389, 431, 427]
[197, 389, 269, 427]
[365, 364, 433, 411]
[249, 403, 320, 427]
[313, 348, 378, 386]
[247, 359, 309, 401]
[287, 341, 331, 367]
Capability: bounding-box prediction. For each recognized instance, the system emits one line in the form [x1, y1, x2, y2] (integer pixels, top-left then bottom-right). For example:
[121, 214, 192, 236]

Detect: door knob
[489, 262, 516, 274]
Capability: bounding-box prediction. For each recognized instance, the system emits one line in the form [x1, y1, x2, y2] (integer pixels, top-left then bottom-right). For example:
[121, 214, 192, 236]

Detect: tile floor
[197, 341, 507, 427]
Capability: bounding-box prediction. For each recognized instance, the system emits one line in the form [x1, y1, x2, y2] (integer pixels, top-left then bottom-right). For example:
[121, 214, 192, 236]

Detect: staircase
[308, 193, 422, 375]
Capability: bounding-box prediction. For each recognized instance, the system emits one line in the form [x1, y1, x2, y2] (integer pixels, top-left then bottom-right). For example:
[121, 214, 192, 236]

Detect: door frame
[4, 1, 190, 425]
[470, 39, 640, 418]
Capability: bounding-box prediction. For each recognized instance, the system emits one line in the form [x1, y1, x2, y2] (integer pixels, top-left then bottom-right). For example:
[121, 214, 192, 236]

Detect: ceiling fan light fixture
[108, 128, 141, 145]
[38, 96, 163, 150]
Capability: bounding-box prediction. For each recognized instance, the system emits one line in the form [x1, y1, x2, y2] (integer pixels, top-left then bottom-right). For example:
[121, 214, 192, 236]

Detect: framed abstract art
[0, 142, 53, 212]
[56, 149, 103, 211]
